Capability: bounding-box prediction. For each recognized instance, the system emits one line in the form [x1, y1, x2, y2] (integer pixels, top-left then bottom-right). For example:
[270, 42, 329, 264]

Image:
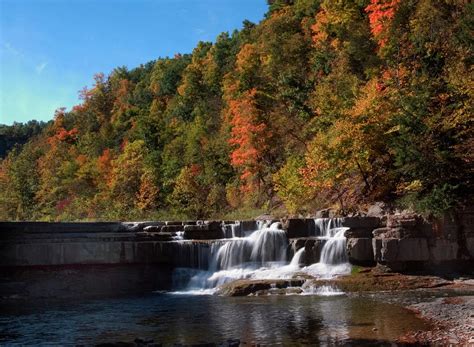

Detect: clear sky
[0, 0, 268, 125]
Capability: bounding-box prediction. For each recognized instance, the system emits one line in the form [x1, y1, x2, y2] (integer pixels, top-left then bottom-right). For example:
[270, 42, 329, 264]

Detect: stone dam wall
[1, 209, 473, 272]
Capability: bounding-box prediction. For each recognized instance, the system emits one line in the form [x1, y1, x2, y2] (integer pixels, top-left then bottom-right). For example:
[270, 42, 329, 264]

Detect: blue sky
[0, 0, 268, 125]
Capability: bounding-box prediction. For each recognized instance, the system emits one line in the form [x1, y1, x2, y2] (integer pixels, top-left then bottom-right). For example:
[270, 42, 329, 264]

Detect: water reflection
[0, 294, 428, 345]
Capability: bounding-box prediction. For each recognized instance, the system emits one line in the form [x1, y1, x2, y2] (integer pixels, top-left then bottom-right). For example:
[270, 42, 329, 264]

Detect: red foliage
[189, 163, 201, 176]
[365, 0, 400, 47]
[47, 127, 78, 146]
[56, 197, 72, 213]
[72, 104, 87, 112]
[56, 128, 78, 142]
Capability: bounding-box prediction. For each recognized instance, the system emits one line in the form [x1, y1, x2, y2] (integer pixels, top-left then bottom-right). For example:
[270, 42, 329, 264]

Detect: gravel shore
[400, 294, 474, 345]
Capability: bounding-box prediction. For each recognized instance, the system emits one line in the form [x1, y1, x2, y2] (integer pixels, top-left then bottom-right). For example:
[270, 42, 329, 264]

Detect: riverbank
[400, 295, 474, 345]
[213, 267, 474, 345]
[214, 265, 473, 295]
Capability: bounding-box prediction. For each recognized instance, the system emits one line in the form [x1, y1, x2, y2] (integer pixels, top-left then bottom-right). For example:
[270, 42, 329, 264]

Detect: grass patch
[351, 265, 363, 276]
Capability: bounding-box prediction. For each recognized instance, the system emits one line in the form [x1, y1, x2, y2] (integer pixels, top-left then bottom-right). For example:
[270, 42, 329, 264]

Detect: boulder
[346, 238, 374, 265]
[340, 216, 380, 229]
[314, 209, 330, 218]
[366, 202, 387, 218]
[216, 279, 305, 296]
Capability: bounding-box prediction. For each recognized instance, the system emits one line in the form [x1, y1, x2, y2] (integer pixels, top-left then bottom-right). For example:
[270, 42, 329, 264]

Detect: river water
[0, 293, 429, 345]
[0, 219, 431, 345]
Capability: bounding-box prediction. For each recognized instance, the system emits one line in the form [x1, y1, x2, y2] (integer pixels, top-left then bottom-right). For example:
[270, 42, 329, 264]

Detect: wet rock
[216, 279, 305, 296]
[282, 218, 316, 238]
[240, 220, 258, 232]
[224, 339, 241, 347]
[303, 238, 324, 265]
[143, 226, 160, 232]
[289, 237, 325, 265]
[183, 223, 224, 240]
[344, 228, 373, 238]
[160, 225, 184, 233]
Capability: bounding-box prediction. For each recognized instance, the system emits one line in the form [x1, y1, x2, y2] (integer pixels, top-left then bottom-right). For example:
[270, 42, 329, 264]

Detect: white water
[290, 247, 305, 267]
[171, 218, 351, 295]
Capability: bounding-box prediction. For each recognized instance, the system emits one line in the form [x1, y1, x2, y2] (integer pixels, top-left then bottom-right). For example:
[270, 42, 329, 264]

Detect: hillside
[0, 0, 472, 221]
[0, 121, 48, 158]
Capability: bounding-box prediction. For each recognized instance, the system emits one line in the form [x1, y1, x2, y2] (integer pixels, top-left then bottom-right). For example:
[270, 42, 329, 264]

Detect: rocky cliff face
[345, 208, 474, 271]
[1, 209, 473, 273]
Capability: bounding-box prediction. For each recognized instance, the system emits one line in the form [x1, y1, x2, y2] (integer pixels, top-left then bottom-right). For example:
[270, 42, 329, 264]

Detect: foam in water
[170, 218, 351, 295]
[172, 231, 184, 240]
[301, 283, 344, 296]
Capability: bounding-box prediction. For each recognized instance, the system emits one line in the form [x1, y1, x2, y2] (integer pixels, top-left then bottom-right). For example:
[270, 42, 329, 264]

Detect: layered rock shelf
[1, 208, 473, 272]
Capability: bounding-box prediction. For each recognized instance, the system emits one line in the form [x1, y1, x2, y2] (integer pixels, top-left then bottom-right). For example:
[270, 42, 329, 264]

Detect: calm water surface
[0, 293, 428, 346]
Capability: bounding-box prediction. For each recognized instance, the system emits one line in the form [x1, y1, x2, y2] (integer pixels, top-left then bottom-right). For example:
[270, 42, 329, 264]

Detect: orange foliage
[227, 89, 266, 179]
[76, 154, 88, 166]
[112, 79, 133, 121]
[97, 148, 113, 186]
[236, 43, 259, 73]
[311, 8, 330, 47]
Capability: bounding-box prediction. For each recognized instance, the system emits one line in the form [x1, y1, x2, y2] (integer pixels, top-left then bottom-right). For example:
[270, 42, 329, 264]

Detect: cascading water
[303, 218, 351, 277]
[171, 218, 351, 294]
[314, 217, 343, 237]
[319, 228, 348, 265]
[290, 247, 305, 267]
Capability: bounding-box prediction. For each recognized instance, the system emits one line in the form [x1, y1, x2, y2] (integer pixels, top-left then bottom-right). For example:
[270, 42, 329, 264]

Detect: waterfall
[212, 222, 287, 270]
[314, 217, 343, 237]
[319, 228, 348, 265]
[170, 218, 351, 294]
[290, 248, 305, 267]
[303, 219, 351, 277]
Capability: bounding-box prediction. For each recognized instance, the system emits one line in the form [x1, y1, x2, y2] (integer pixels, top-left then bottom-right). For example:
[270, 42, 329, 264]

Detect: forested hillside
[0, 121, 48, 158]
[1, 0, 472, 221]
